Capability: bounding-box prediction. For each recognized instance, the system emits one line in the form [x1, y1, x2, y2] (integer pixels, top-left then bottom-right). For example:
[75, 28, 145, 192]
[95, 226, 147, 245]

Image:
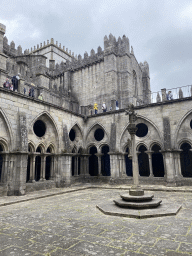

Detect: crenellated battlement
[104, 33, 130, 55]
[29, 38, 74, 57]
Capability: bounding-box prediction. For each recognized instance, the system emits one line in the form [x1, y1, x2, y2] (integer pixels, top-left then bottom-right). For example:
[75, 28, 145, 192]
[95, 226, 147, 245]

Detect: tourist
[38, 93, 43, 100]
[102, 102, 107, 112]
[10, 83, 13, 91]
[11, 73, 20, 92]
[24, 87, 26, 95]
[116, 100, 119, 110]
[167, 91, 173, 100]
[94, 103, 98, 114]
[3, 78, 10, 89]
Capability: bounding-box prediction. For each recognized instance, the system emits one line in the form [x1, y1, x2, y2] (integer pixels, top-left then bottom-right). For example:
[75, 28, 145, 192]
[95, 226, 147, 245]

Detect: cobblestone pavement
[0, 187, 192, 255]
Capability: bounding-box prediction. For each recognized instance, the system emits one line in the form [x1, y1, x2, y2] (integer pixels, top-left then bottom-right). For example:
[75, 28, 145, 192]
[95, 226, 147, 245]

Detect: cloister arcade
[1, 105, 192, 196]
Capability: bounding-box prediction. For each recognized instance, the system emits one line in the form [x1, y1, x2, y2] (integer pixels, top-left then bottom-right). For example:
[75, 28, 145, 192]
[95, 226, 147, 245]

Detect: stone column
[95, 153, 103, 176]
[118, 153, 127, 178]
[173, 150, 182, 178]
[40, 155, 46, 181]
[0, 152, 9, 183]
[49, 154, 55, 180]
[59, 153, 73, 184]
[79, 154, 90, 177]
[108, 152, 120, 178]
[29, 154, 36, 182]
[146, 151, 154, 177]
[83, 154, 91, 177]
[74, 154, 79, 177]
[162, 150, 176, 186]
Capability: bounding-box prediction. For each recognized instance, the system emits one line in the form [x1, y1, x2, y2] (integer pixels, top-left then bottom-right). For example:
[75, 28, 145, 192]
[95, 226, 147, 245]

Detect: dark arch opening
[138, 145, 150, 176]
[180, 143, 192, 177]
[78, 148, 83, 175]
[45, 156, 51, 180]
[71, 148, 76, 176]
[69, 129, 76, 141]
[36, 146, 42, 153]
[45, 146, 52, 180]
[152, 144, 164, 177]
[136, 123, 148, 138]
[94, 128, 104, 141]
[89, 146, 98, 176]
[0, 145, 3, 182]
[125, 147, 132, 176]
[33, 120, 46, 137]
[101, 145, 110, 176]
[35, 156, 41, 181]
[47, 147, 51, 153]
[35, 146, 41, 181]
[26, 156, 30, 182]
[190, 120, 192, 129]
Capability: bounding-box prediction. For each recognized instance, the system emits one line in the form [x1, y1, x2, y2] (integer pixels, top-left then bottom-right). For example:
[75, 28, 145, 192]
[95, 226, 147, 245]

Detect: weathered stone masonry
[0, 23, 192, 196]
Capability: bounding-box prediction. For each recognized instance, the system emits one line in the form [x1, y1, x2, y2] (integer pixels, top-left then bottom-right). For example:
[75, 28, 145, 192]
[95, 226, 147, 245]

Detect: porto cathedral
[0, 22, 192, 196]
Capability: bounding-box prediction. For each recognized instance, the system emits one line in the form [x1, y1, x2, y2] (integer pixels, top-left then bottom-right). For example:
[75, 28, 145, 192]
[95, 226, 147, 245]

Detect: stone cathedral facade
[0, 23, 192, 196]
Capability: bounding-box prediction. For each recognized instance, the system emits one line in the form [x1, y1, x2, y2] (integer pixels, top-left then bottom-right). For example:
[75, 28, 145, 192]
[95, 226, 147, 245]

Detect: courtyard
[0, 186, 192, 255]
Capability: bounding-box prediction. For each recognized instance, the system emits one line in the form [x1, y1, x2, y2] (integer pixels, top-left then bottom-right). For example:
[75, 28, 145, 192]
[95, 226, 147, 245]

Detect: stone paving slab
[0, 188, 192, 255]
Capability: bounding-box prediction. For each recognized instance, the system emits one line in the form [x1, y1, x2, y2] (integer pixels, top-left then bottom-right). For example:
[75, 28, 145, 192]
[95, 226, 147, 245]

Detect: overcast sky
[1, 0, 192, 93]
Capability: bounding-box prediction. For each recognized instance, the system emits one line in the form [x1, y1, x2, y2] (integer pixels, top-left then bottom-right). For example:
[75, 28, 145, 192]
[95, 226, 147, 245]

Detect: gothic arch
[69, 122, 83, 139]
[136, 142, 149, 151]
[29, 111, 59, 153]
[120, 114, 163, 151]
[86, 143, 98, 153]
[28, 141, 35, 152]
[30, 111, 59, 139]
[46, 143, 55, 153]
[85, 122, 109, 142]
[36, 143, 45, 153]
[174, 110, 192, 149]
[149, 141, 164, 151]
[178, 139, 192, 149]
[0, 138, 9, 151]
[0, 108, 13, 150]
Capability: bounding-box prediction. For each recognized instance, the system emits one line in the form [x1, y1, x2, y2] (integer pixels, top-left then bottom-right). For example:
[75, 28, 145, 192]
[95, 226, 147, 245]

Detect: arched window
[89, 146, 98, 176]
[71, 148, 76, 176]
[45, 147, 52, 180]
[180, 143, 192, 177]
[101, 145, 110, 176]
[138, 145, 150, 176]
[78, 148, 83, 175]
[35, 146, 42, 181]
[125, 147, 132, 176]
[151, 144, 164, 177]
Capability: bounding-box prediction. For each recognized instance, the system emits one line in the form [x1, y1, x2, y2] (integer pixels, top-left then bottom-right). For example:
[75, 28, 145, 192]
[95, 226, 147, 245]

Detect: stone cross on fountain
[125, 104, 144, 196]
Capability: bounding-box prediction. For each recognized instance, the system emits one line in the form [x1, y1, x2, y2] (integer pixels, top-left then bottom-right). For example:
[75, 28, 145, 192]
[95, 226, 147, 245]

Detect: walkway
[0, 184, 192, 255]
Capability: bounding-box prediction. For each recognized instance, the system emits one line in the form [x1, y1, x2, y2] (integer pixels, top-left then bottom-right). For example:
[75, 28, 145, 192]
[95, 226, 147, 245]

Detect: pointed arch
[0, 138, 9, 151]
[0, 107, 13, 150]
[120, 114, 163, 151]
[86, 122, 109, 142]
[136, 142, 149, 151]
[69, 122, 83, 139]
[36, 143, 46, 153]
[149, 141, 163, 151]
[46, 143, 55, 153]
[174, 109, 192, 149]
[30, 111, 59, 139]
[28, 141, 35, 152]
